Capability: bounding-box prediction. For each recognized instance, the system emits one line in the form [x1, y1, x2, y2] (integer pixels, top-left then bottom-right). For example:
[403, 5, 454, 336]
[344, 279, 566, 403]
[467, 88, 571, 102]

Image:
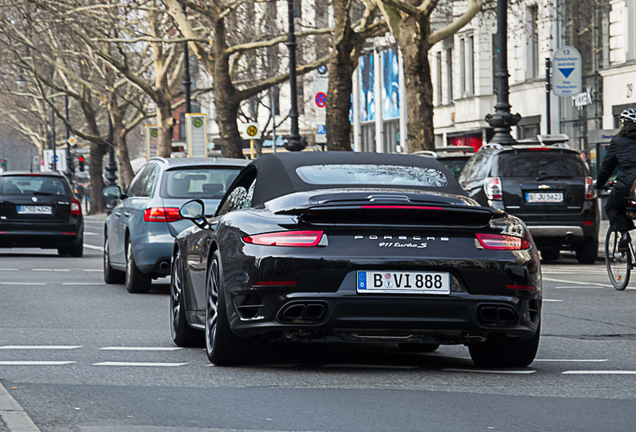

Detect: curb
[0, 384, 39, 432]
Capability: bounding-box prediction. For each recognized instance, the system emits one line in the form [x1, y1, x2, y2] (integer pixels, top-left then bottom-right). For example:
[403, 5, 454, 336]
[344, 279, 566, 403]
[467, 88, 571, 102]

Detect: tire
[605, 228, 631, 291]
[170, 249, 202, 347]
[575, 239, 598, 264]
[468, 324, 540, 368]
[205, 250, 255, 366]
[103, 237, 125, 284]
[398, 343, 440, 353]
[69, 239, 84, 257]
[125, 240, 152, 293]
[540, 248, 560, 261]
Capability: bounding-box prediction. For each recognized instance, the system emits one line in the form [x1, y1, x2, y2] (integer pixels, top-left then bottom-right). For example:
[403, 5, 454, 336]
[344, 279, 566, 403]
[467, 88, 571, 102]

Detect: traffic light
[78, 156, 85, 172]
[0, 159, 6, 171]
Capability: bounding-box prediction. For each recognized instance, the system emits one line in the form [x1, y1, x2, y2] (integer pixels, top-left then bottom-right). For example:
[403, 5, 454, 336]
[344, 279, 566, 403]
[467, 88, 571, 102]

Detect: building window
[526, 5, 539, 79]
[460, 39, 466, 96]
[446, 48, 453, 103]
[467, 35, 474, 95]
[436, 51, 443, 105]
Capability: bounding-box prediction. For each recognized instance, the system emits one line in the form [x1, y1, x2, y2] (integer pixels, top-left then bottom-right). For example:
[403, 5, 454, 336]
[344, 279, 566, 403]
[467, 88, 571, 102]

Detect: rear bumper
[130, 231, 174, 276]
[0, 222, 83, 249]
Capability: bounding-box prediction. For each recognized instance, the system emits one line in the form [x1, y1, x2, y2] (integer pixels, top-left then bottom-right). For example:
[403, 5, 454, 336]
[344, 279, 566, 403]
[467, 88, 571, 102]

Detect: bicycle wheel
[605, 228, 631, 291]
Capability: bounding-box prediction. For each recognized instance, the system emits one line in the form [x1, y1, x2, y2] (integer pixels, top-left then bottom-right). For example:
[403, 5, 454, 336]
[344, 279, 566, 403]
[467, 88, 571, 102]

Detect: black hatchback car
[459, 143, 599, 264]
[0, 172, 83, 256]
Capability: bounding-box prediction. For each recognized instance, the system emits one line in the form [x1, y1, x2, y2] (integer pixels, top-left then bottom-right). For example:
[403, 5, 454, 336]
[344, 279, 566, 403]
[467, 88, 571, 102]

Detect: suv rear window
[160, 167, 242, 199]
[496, 151, 588, 177]
[0, 175, 69, 196]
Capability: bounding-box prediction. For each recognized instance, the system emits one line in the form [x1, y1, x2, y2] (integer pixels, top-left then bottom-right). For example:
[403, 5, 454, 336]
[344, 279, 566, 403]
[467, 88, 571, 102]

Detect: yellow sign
[247, 125, 258, 137]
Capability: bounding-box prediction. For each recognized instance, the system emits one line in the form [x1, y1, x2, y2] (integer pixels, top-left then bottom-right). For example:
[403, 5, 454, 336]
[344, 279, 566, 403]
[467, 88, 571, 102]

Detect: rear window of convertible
[295, 164, 448, 188]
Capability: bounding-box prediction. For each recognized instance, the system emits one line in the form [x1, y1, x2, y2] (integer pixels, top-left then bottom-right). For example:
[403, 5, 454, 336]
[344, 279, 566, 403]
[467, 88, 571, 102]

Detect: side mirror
[180, 199, 205, 220]
[102, 185, 122, 200]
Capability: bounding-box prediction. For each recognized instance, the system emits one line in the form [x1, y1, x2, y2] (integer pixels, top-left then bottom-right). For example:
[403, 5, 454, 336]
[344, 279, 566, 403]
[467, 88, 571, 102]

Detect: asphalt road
[1, 215, 636, 431]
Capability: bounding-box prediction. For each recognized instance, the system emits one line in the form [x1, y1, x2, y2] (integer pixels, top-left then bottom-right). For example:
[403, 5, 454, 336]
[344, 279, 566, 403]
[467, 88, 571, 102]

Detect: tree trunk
[213, 19, 244, 159]
[397, 16, 434, 152]
[88, 141, 107, 214]
[156, 101, 174, 157]
[325, 0, 356, 151]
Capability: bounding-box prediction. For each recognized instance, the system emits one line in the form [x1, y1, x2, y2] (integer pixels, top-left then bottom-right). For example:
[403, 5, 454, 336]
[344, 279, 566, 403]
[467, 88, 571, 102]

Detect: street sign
[186, 113, 208, 157]
[241, 123, 260, 139]
[552, 46, 582, 96]
[42, 149, 67, 173]
[317, 125, 326, 135]
[145, 125, 159, 160]
[67, 136, 77, 146]
[315, 92, 327, 108]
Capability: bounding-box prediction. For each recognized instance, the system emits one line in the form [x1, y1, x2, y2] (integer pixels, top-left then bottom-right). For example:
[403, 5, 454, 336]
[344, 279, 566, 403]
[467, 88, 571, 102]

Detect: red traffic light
[78, 156, 85, 162]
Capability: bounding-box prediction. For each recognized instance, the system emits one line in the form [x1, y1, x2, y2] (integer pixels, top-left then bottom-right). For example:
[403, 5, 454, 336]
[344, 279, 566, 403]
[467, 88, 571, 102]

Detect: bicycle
[605, 185, 636, 290]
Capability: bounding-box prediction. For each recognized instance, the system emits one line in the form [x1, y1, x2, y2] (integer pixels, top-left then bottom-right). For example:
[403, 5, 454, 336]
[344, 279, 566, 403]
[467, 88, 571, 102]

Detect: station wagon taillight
[484, 177, 502, 200]
[243, 230, 323, 247]
[70, 197, 82, 215]
[476, 233, 530, 250]
[144, 207, 182, 223]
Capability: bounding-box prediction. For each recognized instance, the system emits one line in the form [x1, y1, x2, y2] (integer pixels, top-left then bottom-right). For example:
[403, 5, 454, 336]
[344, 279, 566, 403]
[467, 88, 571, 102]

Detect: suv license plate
[526, 192, 563, 203]
[357, 271, 450, 295]
[17, 205, 53, 215]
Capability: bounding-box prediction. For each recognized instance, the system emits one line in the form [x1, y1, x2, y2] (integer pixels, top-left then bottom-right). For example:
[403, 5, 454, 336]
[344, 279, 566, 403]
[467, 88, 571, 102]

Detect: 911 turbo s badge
[354, 235, 449, 249]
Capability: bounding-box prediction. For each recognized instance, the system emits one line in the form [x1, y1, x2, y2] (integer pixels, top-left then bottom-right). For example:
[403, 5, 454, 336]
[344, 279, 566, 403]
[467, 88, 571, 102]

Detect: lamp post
[65, 95, 75, 185]
[104, 116, 117, 185]
[284, 0, 303, 151]
[50, 69, 57, 171]
[182, 4, 192, 115]
[484, 0, 520, 145]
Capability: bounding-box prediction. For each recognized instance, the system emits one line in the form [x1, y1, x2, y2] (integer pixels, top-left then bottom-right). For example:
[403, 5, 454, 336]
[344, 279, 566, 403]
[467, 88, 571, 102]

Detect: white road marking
[83, 269, 102, 272]
[543, 299, 563, 302]
[543, 277, 613, 288]
[554, 286, 604, 289]
[92, 362, 188, 367]
[0, 361, 75, 366]
[0, 345, 81, 350]
[99, 347, 182, 351]
[84, 232, 98, 236]
[443, 368, 536, 374]
[563, 370, 636, 375]
[0, 282, 46, 286]
[0, 269, 18, 271]
[33, 269, 71, 272]
[321, 364, 418, 370]
[84, 244, 104, 251]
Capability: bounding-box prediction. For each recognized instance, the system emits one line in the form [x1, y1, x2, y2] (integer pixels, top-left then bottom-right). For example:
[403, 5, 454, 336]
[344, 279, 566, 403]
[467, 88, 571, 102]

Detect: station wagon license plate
[17, 205, 53, 215]
[525, 192, 563, 203]
[357, 271, 450, 295]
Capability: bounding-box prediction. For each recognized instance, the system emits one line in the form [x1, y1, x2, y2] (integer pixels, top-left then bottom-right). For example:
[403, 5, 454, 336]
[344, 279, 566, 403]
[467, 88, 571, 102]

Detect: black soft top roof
[248, 152, 465, 205]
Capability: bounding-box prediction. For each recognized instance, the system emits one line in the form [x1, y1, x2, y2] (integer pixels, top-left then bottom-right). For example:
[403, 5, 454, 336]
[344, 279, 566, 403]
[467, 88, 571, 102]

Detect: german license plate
[17, 205, 52, 215]
[357, 271, 450, 295]
[525, 192, 563, 203]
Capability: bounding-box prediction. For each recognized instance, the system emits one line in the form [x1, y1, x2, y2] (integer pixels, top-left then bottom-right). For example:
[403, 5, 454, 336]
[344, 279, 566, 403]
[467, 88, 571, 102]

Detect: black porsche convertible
[170, 152, 542, 367]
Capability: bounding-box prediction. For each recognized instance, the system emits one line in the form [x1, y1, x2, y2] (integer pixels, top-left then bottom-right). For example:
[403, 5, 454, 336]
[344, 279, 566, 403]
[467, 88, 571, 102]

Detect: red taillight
[143, 207, 182, 223]
[505, 284, 535, 290]
[527, 147, 551, 151]
[242, 230, 323, 247]
[476, 233, 530, 250]
[70, 197, 82, 215]
[484, 177, 502, 200]
[585, 176, 596, 200]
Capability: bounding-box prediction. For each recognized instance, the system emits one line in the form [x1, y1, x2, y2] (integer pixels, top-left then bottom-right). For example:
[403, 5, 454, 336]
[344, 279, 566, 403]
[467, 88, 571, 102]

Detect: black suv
[459, 142, 599, 264]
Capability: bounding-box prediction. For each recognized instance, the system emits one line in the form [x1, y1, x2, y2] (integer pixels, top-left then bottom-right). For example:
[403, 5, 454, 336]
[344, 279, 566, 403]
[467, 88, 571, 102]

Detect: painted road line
[0, 269, 18, 271]
[563, 370, 636, 375]
[554, 286, 605, 289]
[0, 282, 46, 286]
[543, 277, 613, 288]
[0, 345, 81, 350]
[92, 362, 188, 367]
[99, 347, 183, 351]
[0, 361, 75, 366]
[84, 232, 98, 236]
[83, 269, 102, 272]
[543, 299, 563, 302]
[33, 268, 71, 272]
[443, 368, 536, 374]
[84, 244, 104, 251]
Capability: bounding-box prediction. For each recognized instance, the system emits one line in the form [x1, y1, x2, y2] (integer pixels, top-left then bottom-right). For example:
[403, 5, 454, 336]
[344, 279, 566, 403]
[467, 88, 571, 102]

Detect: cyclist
[597, 107, 636, 248]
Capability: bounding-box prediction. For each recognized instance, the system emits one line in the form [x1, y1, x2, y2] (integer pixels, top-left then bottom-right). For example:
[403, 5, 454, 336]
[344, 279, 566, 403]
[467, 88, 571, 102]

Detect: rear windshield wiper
[33, 191, 57, 196]
[535, 175, 573, 181]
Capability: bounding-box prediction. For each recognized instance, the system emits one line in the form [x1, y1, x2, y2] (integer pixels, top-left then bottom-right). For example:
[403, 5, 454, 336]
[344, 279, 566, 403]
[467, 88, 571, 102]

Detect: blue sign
[317, 125, 326, 135]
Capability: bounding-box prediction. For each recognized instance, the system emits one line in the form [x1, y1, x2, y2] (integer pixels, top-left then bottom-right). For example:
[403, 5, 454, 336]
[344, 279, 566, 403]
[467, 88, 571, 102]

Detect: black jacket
[597, 130, 636, 197]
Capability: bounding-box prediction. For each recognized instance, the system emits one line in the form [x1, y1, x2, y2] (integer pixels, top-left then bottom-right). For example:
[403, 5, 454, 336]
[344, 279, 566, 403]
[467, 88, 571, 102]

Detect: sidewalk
[0, 385, 39, 432]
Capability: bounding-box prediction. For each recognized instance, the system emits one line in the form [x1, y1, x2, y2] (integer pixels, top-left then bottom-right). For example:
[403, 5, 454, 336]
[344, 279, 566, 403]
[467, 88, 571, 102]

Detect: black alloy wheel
[125, 240, 152, 293]
[205, 250, 255, 365]
[468, 323, 541, 368]
[103, 237, 125, 284]
[170, 249, 201, 347]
